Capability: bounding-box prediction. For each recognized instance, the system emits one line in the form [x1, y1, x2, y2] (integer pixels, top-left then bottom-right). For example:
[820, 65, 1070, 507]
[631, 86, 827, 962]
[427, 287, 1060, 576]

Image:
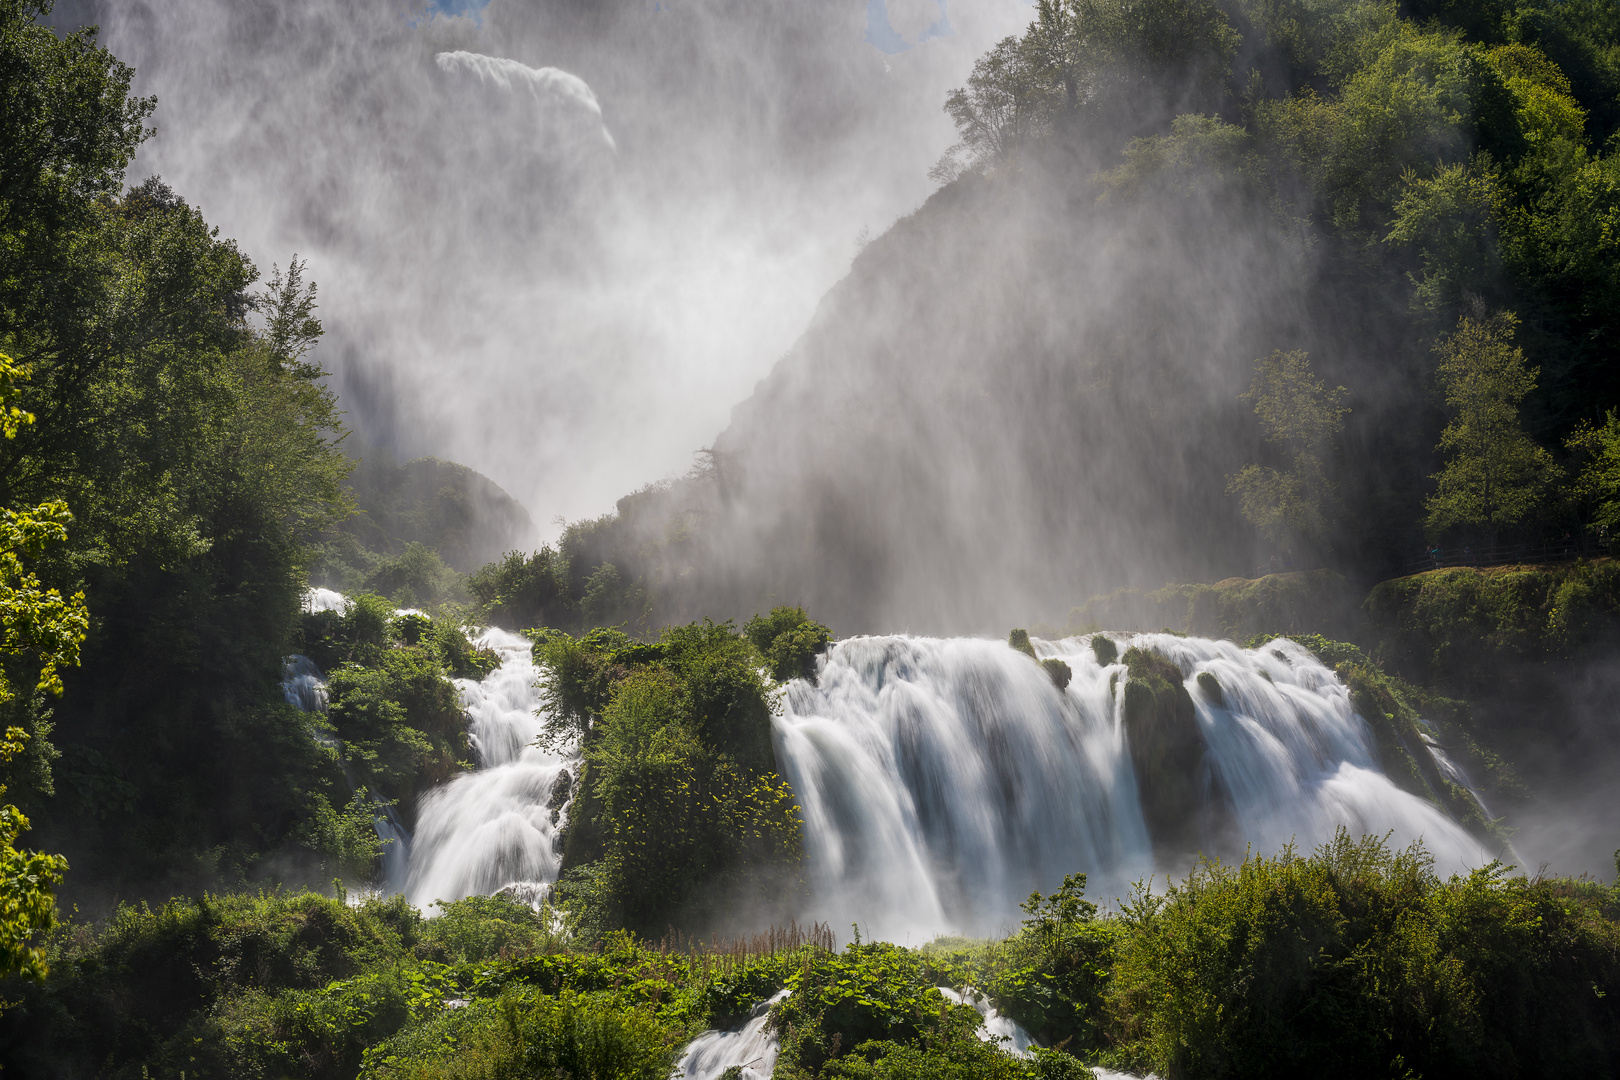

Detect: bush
[467, 548, 571, 631]
[538, 618, 806, 939]
[744, 606, 833, 682]
[1106, 830, 1620, 1079]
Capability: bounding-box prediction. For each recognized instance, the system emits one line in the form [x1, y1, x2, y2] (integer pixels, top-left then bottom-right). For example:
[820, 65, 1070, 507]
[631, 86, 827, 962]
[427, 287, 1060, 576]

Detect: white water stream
[775, 633, 1492, 940]
[284, 597, 1496, 1071]
[676, 989, 792, 1080]
[406, 627, 577, 908]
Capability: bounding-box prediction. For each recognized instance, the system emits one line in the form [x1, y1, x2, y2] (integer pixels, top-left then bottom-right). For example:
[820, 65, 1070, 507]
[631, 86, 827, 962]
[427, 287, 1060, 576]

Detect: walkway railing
[1401, 538, 1594, 576]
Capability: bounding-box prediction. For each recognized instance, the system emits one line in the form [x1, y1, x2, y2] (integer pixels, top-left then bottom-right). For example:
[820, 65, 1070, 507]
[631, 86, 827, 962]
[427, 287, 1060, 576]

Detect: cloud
[435, 49, 616, 150]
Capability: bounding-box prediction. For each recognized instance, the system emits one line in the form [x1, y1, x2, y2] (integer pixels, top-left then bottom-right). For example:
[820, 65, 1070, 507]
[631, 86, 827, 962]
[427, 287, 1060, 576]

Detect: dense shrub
[1106, 831, 1620, 1079]
[5, 839, 1619, 1079]
[540, 617, 805, 938]
[744, 606, 834, 682]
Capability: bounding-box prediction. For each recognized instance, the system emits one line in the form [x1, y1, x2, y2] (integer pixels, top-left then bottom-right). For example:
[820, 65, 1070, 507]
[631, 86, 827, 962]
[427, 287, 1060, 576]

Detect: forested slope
[538, 0, 1620, 637]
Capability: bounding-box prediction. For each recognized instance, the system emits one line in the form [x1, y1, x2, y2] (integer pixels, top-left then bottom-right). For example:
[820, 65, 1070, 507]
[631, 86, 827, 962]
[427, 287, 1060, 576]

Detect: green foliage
[744, 605, 833, 683]
[0, 726, 64, 981]
[467, 548, 569, 631]
[418, 894, 561, 966]
[3, 843, 1619, 1079]
[1008, 627, 1037, 658]
[363, 987, 681, 1080]
[364, 543, 462, 611]
[0, 354, 86, 982]
[1107, 830, 1620, 1079]
[1426, 311, 1559, 540]
[771, 942, 969, 1074]
[1070, 569, 1358, 641]
[537, 617, 805, 939]
[297, 786, 392, 884]
[1226, 349, 1350, 551]
[324, 645, 470, 824]
[1366, 558, 1620, 676]
[1090, 634, 1119, 666]
[936, 0, 1240, 177]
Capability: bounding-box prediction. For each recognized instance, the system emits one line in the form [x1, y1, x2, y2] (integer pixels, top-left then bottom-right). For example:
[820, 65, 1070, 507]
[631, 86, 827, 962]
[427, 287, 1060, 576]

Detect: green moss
[1091, 635, 1119, 666]
[1195, 670, 1224, 705]
[1041, 658, 1073, 691]
[1008, 628, 1037, 659]
[1068, 570, 1356, 641]
[1120, 647, 1208, 855]
[1366, 560, 1620, 690]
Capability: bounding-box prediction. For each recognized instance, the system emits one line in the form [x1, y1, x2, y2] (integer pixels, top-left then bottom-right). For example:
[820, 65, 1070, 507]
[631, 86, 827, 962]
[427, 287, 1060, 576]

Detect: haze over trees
[493, 0, 1620, 635]
[1227, 349, 1350, 556]
[1, 0, 1619, 1077]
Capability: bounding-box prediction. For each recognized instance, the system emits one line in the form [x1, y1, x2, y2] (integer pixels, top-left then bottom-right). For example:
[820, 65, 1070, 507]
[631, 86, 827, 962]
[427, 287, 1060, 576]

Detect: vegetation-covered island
[2, 0, 1620, 1076]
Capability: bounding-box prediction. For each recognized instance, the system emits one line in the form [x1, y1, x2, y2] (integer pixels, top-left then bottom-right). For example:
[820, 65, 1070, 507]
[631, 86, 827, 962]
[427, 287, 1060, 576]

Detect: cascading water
[775, 632, 1494, 940]
[405, 627, 578, 908]
[937, 986, 1037, 1054]
[676, 989, 792, 1080]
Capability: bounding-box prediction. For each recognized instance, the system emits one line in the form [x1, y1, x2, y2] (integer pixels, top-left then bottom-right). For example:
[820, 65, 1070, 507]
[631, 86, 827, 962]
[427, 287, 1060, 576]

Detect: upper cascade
[775, 632, 1492, 940]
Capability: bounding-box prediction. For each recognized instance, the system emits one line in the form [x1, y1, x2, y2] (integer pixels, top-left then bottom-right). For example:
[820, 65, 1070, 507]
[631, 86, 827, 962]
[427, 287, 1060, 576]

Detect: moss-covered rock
[1069, 569, 1356, 642]
[1120, 647, 1210, 859]
[1090, 635, 1119, 666]
[1041, 658, 1072, 691]
[1008, 628, 1037, 659]
[1195, 670, 1223, 706]
[1365, 559, 1620, 689]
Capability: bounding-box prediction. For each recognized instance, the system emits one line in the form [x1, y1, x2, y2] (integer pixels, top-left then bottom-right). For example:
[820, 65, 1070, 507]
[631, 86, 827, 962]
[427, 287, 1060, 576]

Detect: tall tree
[1227, 349, 1349, 554]
[0, 353, 87, 981]
[1425, 312, 1557, 542]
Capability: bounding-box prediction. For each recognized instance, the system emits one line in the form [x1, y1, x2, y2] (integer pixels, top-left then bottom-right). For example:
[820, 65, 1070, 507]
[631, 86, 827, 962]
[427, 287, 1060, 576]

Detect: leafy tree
[1564, 410, 1620, 540]
[742, 604, 832, 682]
[1387, 157, 1505, 315]
[1425, 311, 1558, 541]
[934, 0, 1238, 179]
[0, 353, 86, 981]
[541, 616, 804, 938]
[1227, 349, 1349, 551]
[935, 34, 1060, 179]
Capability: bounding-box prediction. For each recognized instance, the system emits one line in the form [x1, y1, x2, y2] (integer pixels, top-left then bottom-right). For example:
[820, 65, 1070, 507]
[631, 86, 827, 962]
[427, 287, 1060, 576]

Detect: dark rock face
[1121, 646, 1226, 861]
[1041, 657, 1073, 691]
[548, 768, 573, 826]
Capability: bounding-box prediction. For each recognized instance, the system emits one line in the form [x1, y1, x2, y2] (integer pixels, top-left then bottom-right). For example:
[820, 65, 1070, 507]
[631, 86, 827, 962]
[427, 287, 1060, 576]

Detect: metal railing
[1401, 538, 1594, 576]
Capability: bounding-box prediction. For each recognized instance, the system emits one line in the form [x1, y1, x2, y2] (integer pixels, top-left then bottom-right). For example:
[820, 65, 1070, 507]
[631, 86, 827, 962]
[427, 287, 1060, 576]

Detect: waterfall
[676, 989, 791, 1080]
[405, 627, 578, 908]
[774, 632, 1492, 940]
[937, 986, 1037, 1054]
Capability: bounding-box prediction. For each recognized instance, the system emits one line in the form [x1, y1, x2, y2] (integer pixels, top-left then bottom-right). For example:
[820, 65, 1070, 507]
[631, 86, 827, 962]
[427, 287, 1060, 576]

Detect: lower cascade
[774, 632, 1491, 939]
[291, 595, 1492, 939]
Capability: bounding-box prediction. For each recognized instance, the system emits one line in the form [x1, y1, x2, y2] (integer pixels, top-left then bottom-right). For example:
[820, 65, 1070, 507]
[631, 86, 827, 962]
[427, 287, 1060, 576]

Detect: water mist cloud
[434, 49, 616, 150]
[56, 0, 1032, 536]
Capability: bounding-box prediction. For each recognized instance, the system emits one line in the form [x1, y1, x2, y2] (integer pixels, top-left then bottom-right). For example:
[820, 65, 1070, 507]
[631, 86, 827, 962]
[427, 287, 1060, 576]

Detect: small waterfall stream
[406, 627, 578, 908]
